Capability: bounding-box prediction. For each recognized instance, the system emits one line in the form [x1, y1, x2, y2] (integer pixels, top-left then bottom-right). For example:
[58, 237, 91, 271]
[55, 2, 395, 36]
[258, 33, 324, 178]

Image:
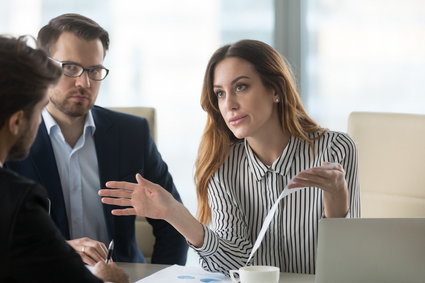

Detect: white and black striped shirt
[194, 131, 360, 274]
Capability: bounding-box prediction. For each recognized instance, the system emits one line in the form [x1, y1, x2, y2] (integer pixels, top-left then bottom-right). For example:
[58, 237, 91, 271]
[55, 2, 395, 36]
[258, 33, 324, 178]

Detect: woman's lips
[229, 115, 247, 125]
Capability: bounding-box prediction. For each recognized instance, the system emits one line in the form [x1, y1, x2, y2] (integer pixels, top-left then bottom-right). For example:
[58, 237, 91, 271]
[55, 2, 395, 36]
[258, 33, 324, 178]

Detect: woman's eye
[235, 84, 247, 92]
[215, 90, 224, 98]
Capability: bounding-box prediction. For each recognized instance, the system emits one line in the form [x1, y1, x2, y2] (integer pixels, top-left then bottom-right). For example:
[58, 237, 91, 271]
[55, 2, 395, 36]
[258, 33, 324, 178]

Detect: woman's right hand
[100, 173, 205, 248]
[99, 173, 177, 220]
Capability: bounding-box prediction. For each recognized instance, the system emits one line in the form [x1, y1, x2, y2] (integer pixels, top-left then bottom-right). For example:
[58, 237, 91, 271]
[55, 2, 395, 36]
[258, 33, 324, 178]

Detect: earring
[274, 97, 280, 103]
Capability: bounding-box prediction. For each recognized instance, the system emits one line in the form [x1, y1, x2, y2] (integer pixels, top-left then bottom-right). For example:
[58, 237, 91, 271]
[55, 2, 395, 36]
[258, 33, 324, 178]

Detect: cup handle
[229, 270, 240, 283]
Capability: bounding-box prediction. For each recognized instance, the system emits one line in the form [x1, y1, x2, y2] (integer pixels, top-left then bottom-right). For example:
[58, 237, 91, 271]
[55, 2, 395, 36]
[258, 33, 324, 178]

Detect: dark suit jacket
[6, 106, 188, 264]
[0, 167, 103, 283]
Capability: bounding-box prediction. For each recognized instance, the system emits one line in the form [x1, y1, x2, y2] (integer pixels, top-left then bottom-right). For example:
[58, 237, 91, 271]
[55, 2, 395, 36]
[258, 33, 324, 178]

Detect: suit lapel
[31, 122, 70, 238]
[92, 107, 119, 238]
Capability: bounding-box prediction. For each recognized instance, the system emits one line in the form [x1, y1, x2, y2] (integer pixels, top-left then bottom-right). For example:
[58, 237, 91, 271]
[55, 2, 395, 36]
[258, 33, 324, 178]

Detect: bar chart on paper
[136, 265, 231, 283]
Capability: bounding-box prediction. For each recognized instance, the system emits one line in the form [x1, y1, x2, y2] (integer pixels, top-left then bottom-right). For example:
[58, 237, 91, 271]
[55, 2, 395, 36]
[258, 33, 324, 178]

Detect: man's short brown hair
[37, 13, 109, 57]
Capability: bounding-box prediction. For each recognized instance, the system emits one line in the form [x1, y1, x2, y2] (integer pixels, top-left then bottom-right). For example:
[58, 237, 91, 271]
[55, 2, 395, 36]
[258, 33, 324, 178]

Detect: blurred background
[1, 0, 424, 265]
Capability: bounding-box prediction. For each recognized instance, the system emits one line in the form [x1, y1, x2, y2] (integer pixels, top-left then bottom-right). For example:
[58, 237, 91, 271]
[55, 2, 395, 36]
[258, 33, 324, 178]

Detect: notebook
[315, 218, 425, 283]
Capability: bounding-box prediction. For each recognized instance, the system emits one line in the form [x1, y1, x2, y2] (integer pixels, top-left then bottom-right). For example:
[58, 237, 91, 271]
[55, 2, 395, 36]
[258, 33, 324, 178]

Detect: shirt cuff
[189, 224, 219, 257]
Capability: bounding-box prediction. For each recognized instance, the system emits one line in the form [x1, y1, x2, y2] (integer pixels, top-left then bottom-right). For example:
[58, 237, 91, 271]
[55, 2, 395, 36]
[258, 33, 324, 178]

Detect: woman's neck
[247, 130, 290, 166]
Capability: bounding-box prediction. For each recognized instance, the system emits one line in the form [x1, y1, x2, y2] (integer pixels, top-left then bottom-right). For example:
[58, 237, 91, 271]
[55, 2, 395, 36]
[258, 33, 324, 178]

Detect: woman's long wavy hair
[194, 40, 324, 224]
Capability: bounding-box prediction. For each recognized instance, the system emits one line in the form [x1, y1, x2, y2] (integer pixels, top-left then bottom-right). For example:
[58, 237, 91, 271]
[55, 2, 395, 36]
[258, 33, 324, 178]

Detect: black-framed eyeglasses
[49, 58, 109, 81]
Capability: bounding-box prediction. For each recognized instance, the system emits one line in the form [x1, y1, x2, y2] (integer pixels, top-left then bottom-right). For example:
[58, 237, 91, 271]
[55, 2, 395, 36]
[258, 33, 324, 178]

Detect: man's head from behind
[0, 35, 61, 162]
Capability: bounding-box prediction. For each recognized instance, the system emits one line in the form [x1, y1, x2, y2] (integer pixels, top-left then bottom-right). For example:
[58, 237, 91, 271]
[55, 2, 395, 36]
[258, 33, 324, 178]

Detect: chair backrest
[347, 111, 425, 217]
[107, 106, 156, 263]
[108, 107, 157, 142]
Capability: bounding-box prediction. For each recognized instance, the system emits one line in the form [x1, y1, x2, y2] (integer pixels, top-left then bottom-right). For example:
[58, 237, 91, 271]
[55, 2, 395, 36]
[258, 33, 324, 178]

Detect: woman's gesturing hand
[287, 162, 349, 217]
[99, 173, 177, 220]
[287, 162, 347, 194]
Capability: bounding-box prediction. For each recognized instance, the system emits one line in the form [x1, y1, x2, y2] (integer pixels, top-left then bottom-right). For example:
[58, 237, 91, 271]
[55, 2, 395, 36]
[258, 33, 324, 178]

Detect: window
[304, 0, 425, 131]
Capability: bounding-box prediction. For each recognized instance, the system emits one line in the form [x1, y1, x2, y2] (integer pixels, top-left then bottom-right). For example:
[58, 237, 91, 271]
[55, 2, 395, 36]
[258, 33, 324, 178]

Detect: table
[117, 263, 169, 282]
[117, 263, 315, 283]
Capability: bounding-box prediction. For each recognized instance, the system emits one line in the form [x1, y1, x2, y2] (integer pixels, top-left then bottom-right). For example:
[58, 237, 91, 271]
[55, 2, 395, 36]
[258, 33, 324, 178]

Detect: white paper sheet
[246, 185, 303, 264]
[246, 162, 338, 265]
[136, 265, 231, 283]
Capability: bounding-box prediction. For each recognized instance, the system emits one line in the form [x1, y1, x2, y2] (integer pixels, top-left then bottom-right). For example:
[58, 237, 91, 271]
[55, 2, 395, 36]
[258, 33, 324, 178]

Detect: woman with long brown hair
[99, 39, 360, 275]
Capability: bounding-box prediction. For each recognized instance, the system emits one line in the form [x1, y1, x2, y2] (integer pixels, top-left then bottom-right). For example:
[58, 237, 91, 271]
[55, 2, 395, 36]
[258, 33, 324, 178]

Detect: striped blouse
[193, 131, 360, 274]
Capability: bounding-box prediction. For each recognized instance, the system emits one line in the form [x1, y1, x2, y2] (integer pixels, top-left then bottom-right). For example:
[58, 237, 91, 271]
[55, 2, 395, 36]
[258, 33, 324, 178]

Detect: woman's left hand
[287, 162, 349, 217]
[287, 162, 346, 193]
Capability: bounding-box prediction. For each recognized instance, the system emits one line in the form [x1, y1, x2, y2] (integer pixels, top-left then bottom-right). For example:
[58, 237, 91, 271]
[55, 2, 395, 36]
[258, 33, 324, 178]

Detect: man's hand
[94, 261, 130, 283]
[67, 237, 108, 266]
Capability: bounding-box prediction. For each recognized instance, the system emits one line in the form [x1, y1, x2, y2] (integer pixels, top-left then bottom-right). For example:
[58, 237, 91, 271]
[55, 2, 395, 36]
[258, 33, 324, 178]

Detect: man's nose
[75, 71, 91, 88]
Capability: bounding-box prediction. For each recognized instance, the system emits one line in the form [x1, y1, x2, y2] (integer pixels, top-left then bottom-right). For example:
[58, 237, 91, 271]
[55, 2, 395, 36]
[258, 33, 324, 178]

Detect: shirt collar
[42, 108, 96, 136]
[244, 136, 298, 181]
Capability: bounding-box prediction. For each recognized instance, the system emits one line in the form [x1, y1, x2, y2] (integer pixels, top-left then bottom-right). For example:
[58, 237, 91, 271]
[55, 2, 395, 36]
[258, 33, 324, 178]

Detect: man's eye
[63, 64, 81, 73]
[88, 68, 101, 75]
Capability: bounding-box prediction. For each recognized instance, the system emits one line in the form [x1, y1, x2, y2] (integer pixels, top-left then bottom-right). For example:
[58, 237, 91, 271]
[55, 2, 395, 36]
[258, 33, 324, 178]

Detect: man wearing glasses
[6, 13, 188, 266]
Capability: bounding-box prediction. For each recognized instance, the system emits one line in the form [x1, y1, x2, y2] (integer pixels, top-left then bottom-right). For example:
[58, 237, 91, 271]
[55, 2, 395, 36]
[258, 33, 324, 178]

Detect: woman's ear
[8, 110, 25, 136]
[273, 92, 280, 103]
[269, 88, 280, 103]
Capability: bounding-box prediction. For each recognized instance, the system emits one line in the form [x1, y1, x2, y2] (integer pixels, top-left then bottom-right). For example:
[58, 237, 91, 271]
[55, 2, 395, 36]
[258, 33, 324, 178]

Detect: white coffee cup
[229, 265, 280, 283]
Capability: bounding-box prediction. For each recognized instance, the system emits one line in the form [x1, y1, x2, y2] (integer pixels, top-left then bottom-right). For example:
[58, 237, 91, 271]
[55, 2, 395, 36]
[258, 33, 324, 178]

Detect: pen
[105, 239, 114, 264]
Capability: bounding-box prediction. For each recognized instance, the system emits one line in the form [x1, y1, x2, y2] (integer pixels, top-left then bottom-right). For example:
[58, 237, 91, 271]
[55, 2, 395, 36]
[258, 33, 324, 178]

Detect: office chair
[108, 106, 156, 263]
[347, 112, 425, 217]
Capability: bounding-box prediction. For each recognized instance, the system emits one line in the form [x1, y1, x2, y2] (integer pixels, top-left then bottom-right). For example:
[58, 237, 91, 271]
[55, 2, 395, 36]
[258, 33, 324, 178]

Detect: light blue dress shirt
[42, 109, 109, 245]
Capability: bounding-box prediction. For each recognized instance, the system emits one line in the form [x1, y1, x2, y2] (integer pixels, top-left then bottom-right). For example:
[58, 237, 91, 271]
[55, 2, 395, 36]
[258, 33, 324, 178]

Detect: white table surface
[117, 263, 315, 283]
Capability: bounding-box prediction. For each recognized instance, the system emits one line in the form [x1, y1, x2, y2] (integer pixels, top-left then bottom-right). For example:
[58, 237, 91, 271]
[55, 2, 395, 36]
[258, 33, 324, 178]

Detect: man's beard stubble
[49, 88, 94, 118]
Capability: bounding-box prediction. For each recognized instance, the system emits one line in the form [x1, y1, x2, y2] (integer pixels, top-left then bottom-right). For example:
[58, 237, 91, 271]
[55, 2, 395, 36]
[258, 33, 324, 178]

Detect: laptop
[315, 218, 425, 283]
